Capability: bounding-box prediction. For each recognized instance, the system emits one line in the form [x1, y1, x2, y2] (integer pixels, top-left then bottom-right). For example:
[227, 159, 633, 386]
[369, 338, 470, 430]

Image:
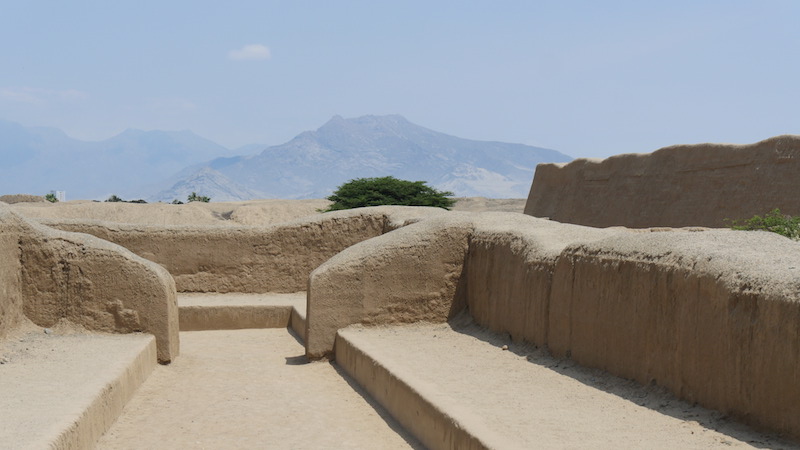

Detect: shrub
[187, 192, 211, 203]
[728, 208, 800, 240]
[106, 194, 124, 203]
[171, 199, 184, 205]
[324, 176, 455, 212]
[44, 193, 58, 203]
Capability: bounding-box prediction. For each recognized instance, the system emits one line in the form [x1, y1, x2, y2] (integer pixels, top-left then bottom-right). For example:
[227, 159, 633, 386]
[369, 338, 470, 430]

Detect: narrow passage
[96, 329, 420, 449]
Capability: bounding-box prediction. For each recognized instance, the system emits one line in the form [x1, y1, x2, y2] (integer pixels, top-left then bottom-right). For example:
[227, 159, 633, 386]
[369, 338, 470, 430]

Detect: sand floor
[96, 329, 421, 449]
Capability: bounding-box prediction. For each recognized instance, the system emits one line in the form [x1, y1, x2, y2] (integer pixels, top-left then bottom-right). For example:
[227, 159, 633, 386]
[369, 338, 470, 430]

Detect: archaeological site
[2, 136, 800, 449]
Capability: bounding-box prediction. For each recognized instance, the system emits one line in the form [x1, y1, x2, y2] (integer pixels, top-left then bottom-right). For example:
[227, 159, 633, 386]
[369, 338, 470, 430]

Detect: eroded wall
[0, 209, 26, 338]
[547, 231, 800, 437]
[525, 135, 800, 228]
[305, 211, 800, 439]
[43, 206, 445, 293]
[305, 213, 475, 359]
[0, 204, 179, 363]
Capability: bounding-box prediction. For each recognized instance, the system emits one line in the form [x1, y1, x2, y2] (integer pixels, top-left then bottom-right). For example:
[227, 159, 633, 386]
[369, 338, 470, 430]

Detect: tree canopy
[325, 176, 455, 211]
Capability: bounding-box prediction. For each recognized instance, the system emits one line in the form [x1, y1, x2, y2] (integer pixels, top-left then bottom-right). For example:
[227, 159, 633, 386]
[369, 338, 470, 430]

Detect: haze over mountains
[0, 119, 240, 200]
[0, 115, 571, 201]
[154, 115, 571, 201]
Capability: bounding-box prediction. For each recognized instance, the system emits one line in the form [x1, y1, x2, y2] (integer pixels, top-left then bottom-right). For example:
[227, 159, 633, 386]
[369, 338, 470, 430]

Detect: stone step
[0, 329, 156, 450]
[335, 320, 798, 450]
[178, 293, 307, 337]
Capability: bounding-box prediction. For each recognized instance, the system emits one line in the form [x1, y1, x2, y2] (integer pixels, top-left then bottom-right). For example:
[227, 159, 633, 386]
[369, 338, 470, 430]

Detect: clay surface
[306, 213, 475, 359]
[0, 204, 178, 362]
[337, 321, 798, 449]
[8, 198, 332, 226]
[0, 324, 156, 449]
[96, 329, 421, 449]
[305, 209, 800, 440]
[548, 229, 800, 438]
[9, 196, 521, 227]
[41, 206, 445, 293]
[525, 135, 800, 227]
[178, 292, 305, 331]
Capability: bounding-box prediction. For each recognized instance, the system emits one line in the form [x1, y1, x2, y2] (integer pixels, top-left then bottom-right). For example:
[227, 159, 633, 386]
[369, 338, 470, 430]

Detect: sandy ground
[0, 321, 154, 448]
[6, 197, 525, 226]
[96, 329, 421, 449]
[339, 318, 800, 450]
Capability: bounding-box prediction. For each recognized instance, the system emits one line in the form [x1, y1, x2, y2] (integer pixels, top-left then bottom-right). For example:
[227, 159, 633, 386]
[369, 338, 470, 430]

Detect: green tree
[44, 193, 58, 203]
[187, 192, 211, 203]
[324, 176, 455, 212]
[106, 194, 124, 202]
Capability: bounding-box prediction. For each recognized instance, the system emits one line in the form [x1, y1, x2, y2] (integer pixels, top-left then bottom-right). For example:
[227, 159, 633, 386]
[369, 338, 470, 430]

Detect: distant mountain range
[0, 119, 239, 200]
[153, 115, 571, 201]
[0, 115, 571, 201]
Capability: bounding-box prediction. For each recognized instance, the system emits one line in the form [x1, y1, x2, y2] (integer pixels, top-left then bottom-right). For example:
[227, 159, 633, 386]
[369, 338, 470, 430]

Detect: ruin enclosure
[2, 176, 800, 447]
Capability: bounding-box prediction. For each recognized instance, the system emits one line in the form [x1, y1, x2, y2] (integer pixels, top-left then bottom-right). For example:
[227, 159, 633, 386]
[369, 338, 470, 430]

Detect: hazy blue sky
[1, 1, 798, 158]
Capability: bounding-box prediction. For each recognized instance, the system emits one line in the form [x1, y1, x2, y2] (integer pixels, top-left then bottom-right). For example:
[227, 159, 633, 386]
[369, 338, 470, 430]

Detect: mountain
[0, 120, 235, 200]
[154, 115, 571, 201]
[154, 167, 268, 203]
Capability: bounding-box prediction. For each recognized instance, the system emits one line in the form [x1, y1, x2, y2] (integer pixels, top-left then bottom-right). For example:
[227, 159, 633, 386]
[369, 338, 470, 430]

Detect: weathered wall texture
[463, 214, 616, 346]
[468, 228, 800, 439]
[43, 206, 445, 294]
[305, 213, 475, 359]
[525, 135, 800, 228]
[305, 210, 800, 439]
[0, 209, 26, 338]
[547, 230, 800, 438]
[0, 205, 178, 363]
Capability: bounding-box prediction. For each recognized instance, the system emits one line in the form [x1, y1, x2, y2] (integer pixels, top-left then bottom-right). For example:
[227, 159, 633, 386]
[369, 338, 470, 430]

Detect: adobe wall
[0, 204, 179, 363]
[462, 214, 616, 346]
[524, 135, 800, 228]
[0, 209, 26, 338]
[546, 230, 800, 437]
[306, 213, 475, 359]
[305, 212, 800, 439]
[43, 206, 446, 293]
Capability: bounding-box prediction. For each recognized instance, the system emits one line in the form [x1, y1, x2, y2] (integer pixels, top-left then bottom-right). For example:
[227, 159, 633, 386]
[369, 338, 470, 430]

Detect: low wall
[0, 209, 26, 338]
[0, 205, 178, 363]
[44, 206, 446, 294]
[305, 211, 800, 439]
[305, 213, 474, 359]
[547, 230, 800, 438]
[525, 135, 800, 228]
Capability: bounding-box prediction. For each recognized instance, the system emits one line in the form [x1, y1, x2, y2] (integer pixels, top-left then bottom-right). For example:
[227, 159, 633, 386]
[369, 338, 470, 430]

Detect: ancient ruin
[2, 139, 800, 447]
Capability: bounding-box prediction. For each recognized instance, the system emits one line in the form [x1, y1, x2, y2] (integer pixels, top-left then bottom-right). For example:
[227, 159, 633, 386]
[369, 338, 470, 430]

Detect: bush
[44, 193, 58, 203]
[187, 192, 210, 203]
[171, 199, 184, 205]
[728, 208, 800, 240]
[104, 195, 147, 204]
[324, 176, 455, 212]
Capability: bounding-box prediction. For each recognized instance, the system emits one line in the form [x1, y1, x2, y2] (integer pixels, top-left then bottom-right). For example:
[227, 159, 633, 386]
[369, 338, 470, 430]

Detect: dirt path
[96, 329, 420, 449]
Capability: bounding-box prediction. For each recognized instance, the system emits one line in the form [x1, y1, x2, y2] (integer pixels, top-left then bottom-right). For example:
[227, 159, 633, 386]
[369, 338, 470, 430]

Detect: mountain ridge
[0, 120, 237, 200]
[153, 114, 571, 201]
[0, 115, 571, 201]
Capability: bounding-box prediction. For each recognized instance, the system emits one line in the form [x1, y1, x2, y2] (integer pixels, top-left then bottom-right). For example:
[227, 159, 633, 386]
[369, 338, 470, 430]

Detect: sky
[1, 1, 798, 159]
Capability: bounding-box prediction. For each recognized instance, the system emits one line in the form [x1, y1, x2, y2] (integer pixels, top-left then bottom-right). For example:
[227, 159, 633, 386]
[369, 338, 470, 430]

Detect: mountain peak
[190, 114, 572, 199]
